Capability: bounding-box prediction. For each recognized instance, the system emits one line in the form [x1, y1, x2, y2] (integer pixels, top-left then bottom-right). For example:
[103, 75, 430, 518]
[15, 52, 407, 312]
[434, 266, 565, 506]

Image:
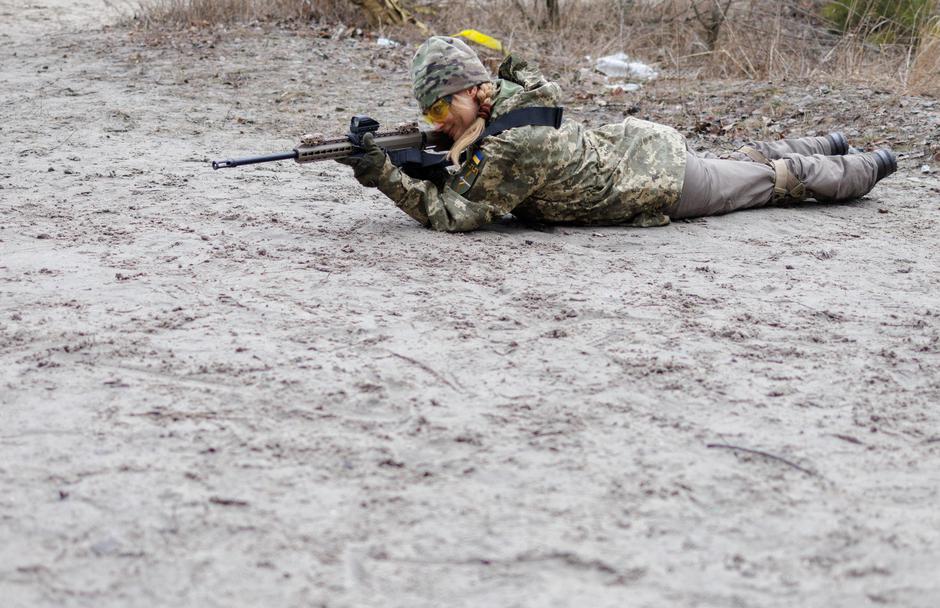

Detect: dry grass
[128, 0, 354, 28]
[435, 0, 938, 91]
[129, 0, 939, 96]
[907, 18, 940, 95]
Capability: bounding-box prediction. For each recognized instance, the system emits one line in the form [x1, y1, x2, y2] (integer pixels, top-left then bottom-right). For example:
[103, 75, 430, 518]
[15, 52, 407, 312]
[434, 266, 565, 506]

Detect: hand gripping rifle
[211, 115, 452, 174]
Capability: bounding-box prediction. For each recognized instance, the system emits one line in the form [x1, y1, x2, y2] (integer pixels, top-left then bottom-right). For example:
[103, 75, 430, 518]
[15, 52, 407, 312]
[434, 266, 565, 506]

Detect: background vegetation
[129, 0, 940, 95]
[822, 0, 935, 42]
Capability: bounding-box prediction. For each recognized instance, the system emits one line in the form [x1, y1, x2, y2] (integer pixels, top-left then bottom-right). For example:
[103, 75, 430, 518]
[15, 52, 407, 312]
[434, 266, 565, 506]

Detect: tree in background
[546, 0, 560, 26]
[690, 0, 735, 50]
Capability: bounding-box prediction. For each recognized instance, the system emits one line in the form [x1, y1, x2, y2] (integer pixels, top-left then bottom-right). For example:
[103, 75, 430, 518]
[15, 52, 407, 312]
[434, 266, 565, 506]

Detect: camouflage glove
[336, 132, 387, 188]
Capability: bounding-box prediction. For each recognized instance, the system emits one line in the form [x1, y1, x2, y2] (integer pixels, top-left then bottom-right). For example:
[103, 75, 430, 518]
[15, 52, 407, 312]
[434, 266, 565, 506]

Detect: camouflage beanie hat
[411, 36, 492, 112]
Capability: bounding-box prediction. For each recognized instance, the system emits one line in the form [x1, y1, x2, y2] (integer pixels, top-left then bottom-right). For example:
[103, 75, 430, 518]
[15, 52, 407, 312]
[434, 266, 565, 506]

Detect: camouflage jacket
[373, 56, 687, 231]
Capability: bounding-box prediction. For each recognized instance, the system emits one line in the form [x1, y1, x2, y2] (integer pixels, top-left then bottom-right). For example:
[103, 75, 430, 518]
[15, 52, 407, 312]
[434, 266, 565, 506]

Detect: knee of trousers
[734, 146, 806, 203]
[770, 159, 806, 203]
[724, 144, 772, 164]
[726, 145, 769, 164]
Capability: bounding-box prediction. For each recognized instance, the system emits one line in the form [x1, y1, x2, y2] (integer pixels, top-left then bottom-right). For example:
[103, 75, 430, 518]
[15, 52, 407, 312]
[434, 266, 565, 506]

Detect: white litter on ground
[596, 52, 658, 80]
[606, 83, 642, 92]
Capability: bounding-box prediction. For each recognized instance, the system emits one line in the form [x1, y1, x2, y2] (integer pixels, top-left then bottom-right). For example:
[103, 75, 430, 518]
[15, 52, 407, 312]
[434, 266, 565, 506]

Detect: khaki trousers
[667, 136, 878, 220]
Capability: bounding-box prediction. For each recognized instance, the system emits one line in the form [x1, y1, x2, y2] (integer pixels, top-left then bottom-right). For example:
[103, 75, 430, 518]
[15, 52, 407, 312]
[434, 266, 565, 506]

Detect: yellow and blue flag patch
[450, 149, 487, 196]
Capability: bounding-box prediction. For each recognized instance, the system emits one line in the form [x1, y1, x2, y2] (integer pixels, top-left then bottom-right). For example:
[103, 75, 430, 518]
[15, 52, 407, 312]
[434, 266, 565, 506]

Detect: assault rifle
[211, 115, 452, 172]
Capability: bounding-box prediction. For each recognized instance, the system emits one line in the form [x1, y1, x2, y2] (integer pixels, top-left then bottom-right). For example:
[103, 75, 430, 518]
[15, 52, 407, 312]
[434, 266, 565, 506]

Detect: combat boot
[873, 149, 897, 179]
[826, 132, 849, 155]
[771, 149, 896, 203]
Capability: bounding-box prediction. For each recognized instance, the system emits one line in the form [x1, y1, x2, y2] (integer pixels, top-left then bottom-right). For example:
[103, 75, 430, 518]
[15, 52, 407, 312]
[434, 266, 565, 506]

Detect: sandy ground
[2, 2, 940, 607]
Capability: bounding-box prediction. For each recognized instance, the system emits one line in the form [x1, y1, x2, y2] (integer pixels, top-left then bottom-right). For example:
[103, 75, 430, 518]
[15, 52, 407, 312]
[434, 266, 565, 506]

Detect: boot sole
[827, 132, 849, 155]
[874, 149, 897, 180]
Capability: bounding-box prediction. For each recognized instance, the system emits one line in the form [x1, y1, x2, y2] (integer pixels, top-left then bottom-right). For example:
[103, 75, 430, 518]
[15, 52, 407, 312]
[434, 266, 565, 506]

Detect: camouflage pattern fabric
[411, 36, 492, 112]
[373, 54, 687, 231]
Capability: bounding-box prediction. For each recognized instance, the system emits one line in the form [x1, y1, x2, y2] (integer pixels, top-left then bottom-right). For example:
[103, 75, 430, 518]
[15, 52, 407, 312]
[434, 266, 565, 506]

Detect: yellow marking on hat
[451, 30, 503, 54]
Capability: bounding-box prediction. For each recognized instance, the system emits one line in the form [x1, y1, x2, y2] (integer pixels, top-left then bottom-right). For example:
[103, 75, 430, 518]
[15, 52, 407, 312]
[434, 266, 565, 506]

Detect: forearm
[374, 160, 501, 232]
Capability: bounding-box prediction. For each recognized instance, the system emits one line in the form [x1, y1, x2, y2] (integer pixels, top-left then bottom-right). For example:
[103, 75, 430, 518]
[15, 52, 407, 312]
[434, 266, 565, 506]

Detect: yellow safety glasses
[423, 95, 453, 124]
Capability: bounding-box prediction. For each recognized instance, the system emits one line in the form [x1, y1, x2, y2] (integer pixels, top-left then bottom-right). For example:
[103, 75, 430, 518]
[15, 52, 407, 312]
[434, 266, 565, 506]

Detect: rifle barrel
[212, 151, 298, 170]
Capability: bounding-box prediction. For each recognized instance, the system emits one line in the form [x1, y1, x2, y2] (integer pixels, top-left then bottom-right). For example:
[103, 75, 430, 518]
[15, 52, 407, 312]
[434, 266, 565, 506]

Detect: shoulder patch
[449, 149, 487, 196]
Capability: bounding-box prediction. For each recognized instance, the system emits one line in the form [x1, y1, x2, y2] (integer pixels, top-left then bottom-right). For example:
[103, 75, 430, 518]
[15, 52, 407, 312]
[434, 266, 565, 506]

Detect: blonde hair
[448, 82, 496, 165]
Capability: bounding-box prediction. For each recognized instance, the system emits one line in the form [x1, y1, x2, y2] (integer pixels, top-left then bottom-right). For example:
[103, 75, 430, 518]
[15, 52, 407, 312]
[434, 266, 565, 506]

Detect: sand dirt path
[2, 2, 940, 607]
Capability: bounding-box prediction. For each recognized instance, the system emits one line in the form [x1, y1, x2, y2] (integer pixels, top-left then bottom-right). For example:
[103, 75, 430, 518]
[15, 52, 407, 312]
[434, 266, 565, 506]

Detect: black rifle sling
[388, 106, 564, 171]
[478, 106, 564, 142]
